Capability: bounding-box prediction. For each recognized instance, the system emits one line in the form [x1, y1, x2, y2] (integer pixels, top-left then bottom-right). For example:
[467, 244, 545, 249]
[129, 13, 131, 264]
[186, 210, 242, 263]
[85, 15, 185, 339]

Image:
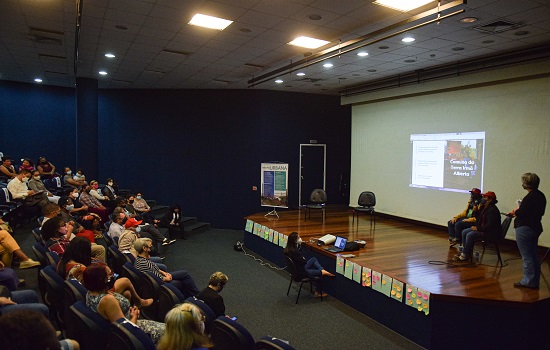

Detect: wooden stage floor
[246, 208, 550, 304]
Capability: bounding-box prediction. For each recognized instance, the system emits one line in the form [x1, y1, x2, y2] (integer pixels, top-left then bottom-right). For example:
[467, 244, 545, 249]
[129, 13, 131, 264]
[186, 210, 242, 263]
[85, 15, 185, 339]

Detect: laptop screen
[334, 236, 347, 249]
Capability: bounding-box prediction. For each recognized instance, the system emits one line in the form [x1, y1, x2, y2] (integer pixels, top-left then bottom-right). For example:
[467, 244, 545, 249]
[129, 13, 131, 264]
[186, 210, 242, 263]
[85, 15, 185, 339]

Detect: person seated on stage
[41, 216, 106, 262]
[118, 219, 166, 267]
[36, 156, 58, 179]
[447, 188, 482, 247]
[284, 231, 334, 298]
[102, 178, 118, 201]
[63, 167, 85, 190]
[134, 238, 199, 298]
[196, 271, 229, 318]
[157, 303, 213, 350]
[160, 205, 187, 240]
[18, 158, 34, 173]
[0, 223, 40, 269]
[78, 185, 109, 223]
[83, 262, 164, 344]
[0, 156, 17, 181]
[7, 169, 49, 210]
[28, 170, 60, 204]
[454, 191, 502, 262]
[0, 310, 79, 350]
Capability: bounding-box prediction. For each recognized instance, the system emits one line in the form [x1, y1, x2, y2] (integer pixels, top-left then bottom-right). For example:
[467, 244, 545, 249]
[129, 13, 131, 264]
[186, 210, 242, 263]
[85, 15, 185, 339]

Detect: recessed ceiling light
[189, 14, 233, 30]
[34, 78, 43, 83]
[379, 45, 389, 49]
[460, 17, 478, 23]
[275, 79, 283, 83]
[404, 59, 416, 63]
[482, 40, 495, 44]
[98, 71, 108, 75]
[308, 14, 322, 21]
[402, 37, 415, 43]
[296, 72, 306, 76]
[115, 25, 128, 30]
[452, 47, 464, 51]
[373, 0, 434, 12]
[105, 53, 115, 58]
[367, 69, 377, 72]
[239, 28, 251, 33]
[288, 36, 330, 49]
[357, 52, 369, 57]
[323, 63, 333, 68]
[514, 30, 530, 36]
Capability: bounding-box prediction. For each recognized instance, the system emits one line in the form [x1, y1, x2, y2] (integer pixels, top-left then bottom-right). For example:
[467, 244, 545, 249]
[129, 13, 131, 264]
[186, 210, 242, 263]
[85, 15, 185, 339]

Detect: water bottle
[474, 251, 480, 264]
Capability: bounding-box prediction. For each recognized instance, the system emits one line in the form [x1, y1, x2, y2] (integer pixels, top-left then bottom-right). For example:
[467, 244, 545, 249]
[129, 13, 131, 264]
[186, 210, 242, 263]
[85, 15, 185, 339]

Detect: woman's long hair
[57, 237, 92, 279]
[283, 231, 299, 254]
[157, 303, 213, 350]
[41, 216, 64, 241]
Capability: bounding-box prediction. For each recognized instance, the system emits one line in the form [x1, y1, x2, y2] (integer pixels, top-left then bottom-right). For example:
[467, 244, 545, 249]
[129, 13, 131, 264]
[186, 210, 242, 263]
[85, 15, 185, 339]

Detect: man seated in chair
[454, 191, 501, 262]
[7, 169, 49, 211]
[283, 232, 334, 297]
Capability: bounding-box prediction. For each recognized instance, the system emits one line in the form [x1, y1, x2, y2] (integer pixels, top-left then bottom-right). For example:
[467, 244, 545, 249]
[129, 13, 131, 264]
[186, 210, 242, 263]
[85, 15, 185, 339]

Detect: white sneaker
[20, 258, 40, 269]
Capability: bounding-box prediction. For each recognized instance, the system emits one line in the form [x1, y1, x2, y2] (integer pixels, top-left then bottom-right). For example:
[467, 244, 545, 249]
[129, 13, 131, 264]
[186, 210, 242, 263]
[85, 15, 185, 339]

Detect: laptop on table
[325, 236, 347, 253]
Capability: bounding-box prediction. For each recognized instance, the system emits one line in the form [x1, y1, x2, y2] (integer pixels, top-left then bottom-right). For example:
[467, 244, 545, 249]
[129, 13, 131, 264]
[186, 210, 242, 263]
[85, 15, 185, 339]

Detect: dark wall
[0, 80, 351, 229]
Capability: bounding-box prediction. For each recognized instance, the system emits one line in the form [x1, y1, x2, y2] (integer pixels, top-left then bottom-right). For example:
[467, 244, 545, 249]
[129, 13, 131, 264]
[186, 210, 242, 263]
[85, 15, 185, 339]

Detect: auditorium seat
[106, 318, 156, 350]
[158, 283, 186, 322]
[256, 336, 296, 350]
[211, 316, 255, 350]
[108, 245, 132, 275]
[65, 301, 110, 350]
[40, 265, 66, 329]
[185, 296, 216, 333]
[139, 271, 163, 321]
[64, 278, 88, 320]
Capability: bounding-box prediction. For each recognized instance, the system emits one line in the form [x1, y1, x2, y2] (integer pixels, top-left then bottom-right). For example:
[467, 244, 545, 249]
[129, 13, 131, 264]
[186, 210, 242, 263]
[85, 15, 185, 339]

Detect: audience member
[0, 156, 17, 180]
[36, 156, 58, 179]
[102, 178, 118, 200]
[117, 219, 165, 267]
[447, 188, 482, 247]
[67, 188, 89, 217]
[89, 180, 111, 207]
[197, 272, 229, 318]
[63, 167, 85, 190]
[134, 238, 199, 298]
[0, 224, 40, 269]
[28, 170, 60, 203]
[454, 191, 502, 262]
[509, 173, 546, 289]
[107, 212, 126, 241]
[0, 285, 49, 317]
[78, 185, 109, 223]
[129, 193, 161, 226]
[83, 263, 164, 343]
[18, 158, 34, 172]
[284, 231, 333, 297]
[42, 203, 95, 243]
[0, 261, 23, 291]
[157, 303, 213, 350]
[7, 169, 48, 210]
[161, 205, 187, 239]
[0, 310, 79, 350]
[72, 169, 86, 183]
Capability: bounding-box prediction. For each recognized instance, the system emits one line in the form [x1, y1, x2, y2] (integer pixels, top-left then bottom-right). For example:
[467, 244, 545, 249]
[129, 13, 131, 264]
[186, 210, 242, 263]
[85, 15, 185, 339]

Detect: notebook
[325, 236, 347, 253]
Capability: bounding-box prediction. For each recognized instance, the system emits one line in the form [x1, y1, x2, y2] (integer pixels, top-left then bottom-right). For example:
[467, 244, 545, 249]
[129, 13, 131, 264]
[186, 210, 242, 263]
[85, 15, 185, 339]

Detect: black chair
[473, 214, 513, 266]
[32, 227, 45, 245]
[158, 283, 186, 322]
[352, 191, 376, 226]
[256, 336, 296, 350]
[43, 177, 65, 195]
[106, 318, 156, 350]
[139, 271, 163, 321]
[304, 188, 327, 222]
[284, 255, 322, 304]
[211, 316, 255, 350]
[108, 245, 132, 275]
[63, 278, 88, 320]
[40, 265, 66, 329]
[102, 231, 114, 247]
[186, 296, 216, 333]
[32, 242, 50, 269]
[46, 251, 60, 267]
[65, 301, 110, 350]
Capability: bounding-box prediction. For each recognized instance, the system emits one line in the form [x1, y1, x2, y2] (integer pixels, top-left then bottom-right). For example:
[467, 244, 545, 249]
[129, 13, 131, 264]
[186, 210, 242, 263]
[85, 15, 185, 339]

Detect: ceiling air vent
[473, 19, 524, 34]
[29, 27, 64, 45]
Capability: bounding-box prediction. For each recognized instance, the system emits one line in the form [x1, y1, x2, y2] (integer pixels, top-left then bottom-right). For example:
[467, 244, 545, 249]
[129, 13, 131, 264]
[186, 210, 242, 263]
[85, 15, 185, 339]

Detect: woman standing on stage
[509, 173, 546, 289]
[284, 232, 333, 297]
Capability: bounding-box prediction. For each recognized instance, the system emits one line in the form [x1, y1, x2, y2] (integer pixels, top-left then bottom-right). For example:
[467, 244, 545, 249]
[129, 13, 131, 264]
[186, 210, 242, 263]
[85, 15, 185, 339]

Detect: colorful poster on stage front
[336, 256, 345, 275]
[352, 263, 362, 283]
[261, 163, 288, 208]
[381, 274, 392, 297]
[371, 270, 382, 293]
[268, 229, 274, 242]
[417, 288, 430, 315]
[361, 267, 372, 287]
[391, 280, 404, 302]
[406, 285, 418, 309]
[245, 220, 253, 233]
[344, 259, 353, 279]
[273, 231, 279, 245]
[253, 223, 260, 236]
[278, 233, 284, 247]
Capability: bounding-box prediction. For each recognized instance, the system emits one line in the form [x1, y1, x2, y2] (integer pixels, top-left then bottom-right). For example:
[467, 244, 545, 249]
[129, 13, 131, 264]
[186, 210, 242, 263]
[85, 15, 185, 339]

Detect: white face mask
[136, 196, 142, 200]
[108, 182, 113, 186]
[297, 238, 302, 245]
[135, 226, 142, 233]
[72, 192, 79, 198]
[66, 204, 75, 211]
[22, 177, 29, 183]
[33, 175, 41, 180]
[66, 170, 72, 175]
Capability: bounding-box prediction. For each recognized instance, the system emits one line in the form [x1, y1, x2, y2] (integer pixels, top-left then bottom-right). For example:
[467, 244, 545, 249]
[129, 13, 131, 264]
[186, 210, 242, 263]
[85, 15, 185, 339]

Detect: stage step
[182, 217, 210, 233]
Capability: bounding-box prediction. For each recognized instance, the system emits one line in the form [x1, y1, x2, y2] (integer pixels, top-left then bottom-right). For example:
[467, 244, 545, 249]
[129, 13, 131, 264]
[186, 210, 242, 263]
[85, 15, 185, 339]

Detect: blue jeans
[169, 270, 199, 298]
[0, 267, 19, 291]
[461, 228, 484, 257]
[448, 219, 474, 241]
[515, 226, 541, 287]
[305, 257, 324, 277]
[0, 290, 49, 317]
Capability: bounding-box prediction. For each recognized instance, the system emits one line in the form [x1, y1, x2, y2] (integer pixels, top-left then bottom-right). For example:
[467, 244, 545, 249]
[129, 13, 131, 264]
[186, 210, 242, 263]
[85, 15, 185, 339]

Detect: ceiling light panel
[189, 14, 233, 30]
[373, 0, 435, 12]
[288, 36, 330, 49]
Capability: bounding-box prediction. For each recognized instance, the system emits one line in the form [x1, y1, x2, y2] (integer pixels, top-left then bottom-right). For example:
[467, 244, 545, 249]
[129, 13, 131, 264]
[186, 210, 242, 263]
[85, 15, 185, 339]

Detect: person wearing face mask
[83, 262, 165, 344]
[447, 188, 482, 247]
[7, 169, 49, 209]
[28, 170, 59, 204]
[66, 188, 89, 217]
[0, 156, 17, 181]
[454, 191, 502, 262]
[36, 157, 58, 179]
[283, 231, 334, 298]
[78, 185, 109, 223]
[134, 238, 199, 298]
[102, 178, 118, 200]
[115, 217, 166, 269]
[196, 272, 230, 318]
[18, 158, 34, 172]
[157, 303, 213, 350]
[63, 167, 85, 190]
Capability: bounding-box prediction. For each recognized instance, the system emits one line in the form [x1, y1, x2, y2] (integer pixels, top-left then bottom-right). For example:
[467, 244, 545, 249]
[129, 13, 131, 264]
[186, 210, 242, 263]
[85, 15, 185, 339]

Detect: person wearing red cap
[454, 191, 501, 262]
[448, 188, 482, 247]
[509, 173, 546, 289]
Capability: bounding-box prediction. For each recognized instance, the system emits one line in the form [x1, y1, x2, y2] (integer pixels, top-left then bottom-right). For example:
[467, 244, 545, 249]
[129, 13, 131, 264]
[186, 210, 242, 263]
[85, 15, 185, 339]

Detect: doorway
[299, 144, 326, 206]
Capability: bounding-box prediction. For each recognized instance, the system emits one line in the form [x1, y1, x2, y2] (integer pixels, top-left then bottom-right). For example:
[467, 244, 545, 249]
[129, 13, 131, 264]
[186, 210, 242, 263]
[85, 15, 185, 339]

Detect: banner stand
[264, 207, 279, 218]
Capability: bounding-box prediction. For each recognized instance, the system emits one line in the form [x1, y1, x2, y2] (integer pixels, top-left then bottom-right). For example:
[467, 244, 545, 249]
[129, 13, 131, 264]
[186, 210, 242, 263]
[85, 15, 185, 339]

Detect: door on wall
[299, 144, 326, 206]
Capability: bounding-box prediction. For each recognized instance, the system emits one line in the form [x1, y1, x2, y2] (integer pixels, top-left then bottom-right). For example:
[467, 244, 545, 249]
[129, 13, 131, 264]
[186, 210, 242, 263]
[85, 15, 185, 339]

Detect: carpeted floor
[13, 224, 424, 350]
